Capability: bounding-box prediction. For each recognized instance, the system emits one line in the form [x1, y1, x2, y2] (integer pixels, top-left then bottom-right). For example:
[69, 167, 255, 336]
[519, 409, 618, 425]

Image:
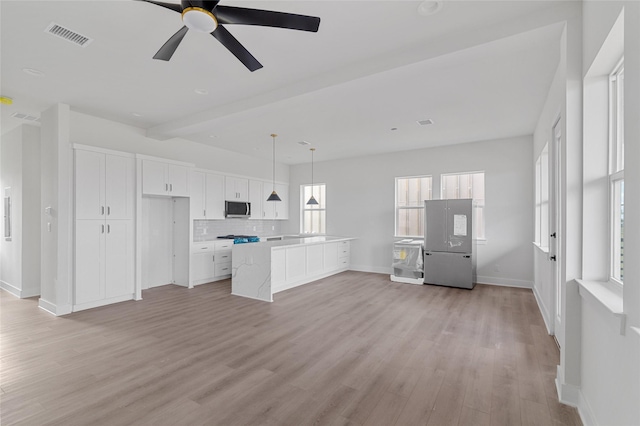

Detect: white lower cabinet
[271, 240, 351, 293]
[191, 240, 233, 285]
[75, 219, 134, 309]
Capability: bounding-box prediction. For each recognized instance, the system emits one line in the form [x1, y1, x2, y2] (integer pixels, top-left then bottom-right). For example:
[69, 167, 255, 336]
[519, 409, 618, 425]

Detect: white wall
[287, 135, 534, 287]
[70, 111, 289, 184]
[0, 124, 41, 298]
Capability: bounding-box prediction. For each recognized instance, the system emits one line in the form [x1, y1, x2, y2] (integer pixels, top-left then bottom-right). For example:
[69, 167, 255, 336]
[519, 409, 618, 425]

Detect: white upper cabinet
[205, 173, 225, 219]
[263, 182, 289, 220]
[75, 149, 134, 220]
[142, 159, 189, 197]
[191, 171, 225, 220]
[225, 176, 249, 201]
[249, 180, 263, 220]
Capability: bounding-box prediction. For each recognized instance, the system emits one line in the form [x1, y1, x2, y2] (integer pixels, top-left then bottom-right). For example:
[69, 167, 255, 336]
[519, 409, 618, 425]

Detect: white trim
[533, 284, 553, 334]
[576, 279, 626, 335]
[475, 276, 533, 289]
[38, 298, 72, 316]
[272, 267, 349, 294]
[135, 153, 194, 168]
[349, 264, 392, 275]
[72, 294, 134, 312]
[231, 292, 273, 302]
[72, 143, 135, 158]
[555, 373, 595, 426]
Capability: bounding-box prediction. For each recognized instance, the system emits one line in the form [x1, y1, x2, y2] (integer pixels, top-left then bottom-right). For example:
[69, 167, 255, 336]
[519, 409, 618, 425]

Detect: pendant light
[267, 133, 281, 201]
[307, 148, 319, 205]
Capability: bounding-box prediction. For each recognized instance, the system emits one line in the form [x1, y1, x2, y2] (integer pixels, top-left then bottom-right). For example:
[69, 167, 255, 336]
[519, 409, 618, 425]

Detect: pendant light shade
[267, 133, 281, 202]
[307, 147, 318, 205]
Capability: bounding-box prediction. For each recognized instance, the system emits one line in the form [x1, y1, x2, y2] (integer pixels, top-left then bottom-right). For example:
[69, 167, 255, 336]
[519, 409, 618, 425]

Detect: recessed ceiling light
[22, 68, 44, 77]
[297, 140, 311, 146]
[417, 0, 444, 16]
[209, 134, 217, 138]
[391, 127, 398, 131]
[417, 119, 434, 126]
[131, 112, 143, 117]
[194, 89, 209, 95]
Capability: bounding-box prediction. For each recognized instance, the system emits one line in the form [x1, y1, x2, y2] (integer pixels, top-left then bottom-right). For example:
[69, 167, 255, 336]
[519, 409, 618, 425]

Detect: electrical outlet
[272, 225, 275, 231]
[253, 226, 256, 231]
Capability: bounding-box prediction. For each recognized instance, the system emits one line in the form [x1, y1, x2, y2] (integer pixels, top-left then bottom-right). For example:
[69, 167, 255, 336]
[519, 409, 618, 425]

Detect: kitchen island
[231, 236, 353, 302]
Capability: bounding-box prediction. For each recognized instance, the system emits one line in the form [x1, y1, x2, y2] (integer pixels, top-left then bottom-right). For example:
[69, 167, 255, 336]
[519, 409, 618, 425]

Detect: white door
[550, 116, 563, 346]
[75, 220, 105, 304]
[75, 150, 105, 220]
[105, 155, 134, 220]
[105, 220, 134, 298]
[205, 174, 225, 219]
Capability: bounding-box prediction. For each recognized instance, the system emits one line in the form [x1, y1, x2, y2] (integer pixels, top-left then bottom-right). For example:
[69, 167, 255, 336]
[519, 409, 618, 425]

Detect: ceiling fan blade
[153, 26, 189, 61]
[134, 0, 182, 13]
[215, 6, 320, 32]
[211, 25, 263, 72]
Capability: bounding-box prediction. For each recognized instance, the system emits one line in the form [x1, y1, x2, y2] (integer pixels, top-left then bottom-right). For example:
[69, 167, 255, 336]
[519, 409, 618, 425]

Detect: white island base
[231, 236, 353, 302]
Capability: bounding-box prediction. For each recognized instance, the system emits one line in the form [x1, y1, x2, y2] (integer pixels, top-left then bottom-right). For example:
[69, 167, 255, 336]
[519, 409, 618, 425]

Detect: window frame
[394, 175, 432, 238]
[608, 58, 624, 286]
[300, 183, 326, 235]
[440, 171, 486, 241]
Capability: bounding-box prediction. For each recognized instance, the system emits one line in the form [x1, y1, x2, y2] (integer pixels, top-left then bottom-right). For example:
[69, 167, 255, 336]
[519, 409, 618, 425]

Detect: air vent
[45, 22, 93, 47]
[11, 112, 40, 122]
[417, 119, 434, 126]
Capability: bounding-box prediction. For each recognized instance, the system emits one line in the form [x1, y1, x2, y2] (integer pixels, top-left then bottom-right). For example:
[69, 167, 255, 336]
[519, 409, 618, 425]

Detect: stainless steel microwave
[225, 201, 251, 218]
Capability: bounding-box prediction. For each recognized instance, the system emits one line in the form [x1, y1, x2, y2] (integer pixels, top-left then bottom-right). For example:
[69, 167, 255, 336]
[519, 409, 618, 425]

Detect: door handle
[550, 255, 557, 261]
[550, 232, 557, 238]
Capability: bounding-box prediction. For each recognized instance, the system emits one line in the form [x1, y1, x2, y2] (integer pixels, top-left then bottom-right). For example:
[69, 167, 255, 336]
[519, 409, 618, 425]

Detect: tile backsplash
[194, 220, 285, 242]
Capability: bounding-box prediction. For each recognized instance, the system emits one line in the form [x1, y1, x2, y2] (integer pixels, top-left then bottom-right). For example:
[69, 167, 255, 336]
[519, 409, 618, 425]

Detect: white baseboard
[38, 298, 72, 316]
[556, 368, 594, 426]
[349, 264, 392, 274]
[532, 284, 553, 334]
[72, 294, 134, 312]
[0, 280, 41, 298]
[476, 276, 533, 289]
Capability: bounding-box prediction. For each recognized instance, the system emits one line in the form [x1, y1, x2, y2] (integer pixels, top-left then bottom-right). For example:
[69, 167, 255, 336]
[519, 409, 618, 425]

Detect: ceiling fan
[135, 0, 321, 71]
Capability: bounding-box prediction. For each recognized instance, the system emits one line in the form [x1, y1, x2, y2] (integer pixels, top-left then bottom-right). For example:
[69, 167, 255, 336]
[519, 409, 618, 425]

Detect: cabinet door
[306, 244, 324, 276]
[192, 251, 216, 282]
[191, 171, 206, 220]
[323, 242, 338, 272]
[105, 155, 134, 220]
[274, 183, 289, 220]
[105, 220, 134, 298]
[205, 174, 225, 219]
[75, 150, 105, 220]
[75, 220, 105, 304]
[168, 164, 189, 196]
[262, 183, 276, 219]
[286, 246, 306, 282]
[248, 180, 263, 220]
[142, 160, 168, 196]
[236, 178, 249, 201]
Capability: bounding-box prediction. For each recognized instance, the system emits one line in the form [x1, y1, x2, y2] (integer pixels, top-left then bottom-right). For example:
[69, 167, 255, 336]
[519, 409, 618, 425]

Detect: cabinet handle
[107, 224, 111, 234]
[101, 206, 105, 216]
[165, 183, 168, 191]
[213, 255, 215, 263]
[107, 206, 110, 216]
[203, 209, 206, 217]
[170, 183, 173, 192]
[101, 224, 105, 233]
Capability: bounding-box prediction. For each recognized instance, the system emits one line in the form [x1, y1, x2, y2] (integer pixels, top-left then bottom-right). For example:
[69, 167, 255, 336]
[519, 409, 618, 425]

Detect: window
[395, 176, 432, 237]
[301, 184, 326, 234]
[535, 144, 550, 249]
[609, 59, 624, 283]
[441, 172, 485, 240]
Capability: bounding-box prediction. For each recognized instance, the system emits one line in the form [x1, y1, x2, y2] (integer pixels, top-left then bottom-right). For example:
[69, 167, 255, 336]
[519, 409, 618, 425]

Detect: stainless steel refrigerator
[423, 199, 476, 289]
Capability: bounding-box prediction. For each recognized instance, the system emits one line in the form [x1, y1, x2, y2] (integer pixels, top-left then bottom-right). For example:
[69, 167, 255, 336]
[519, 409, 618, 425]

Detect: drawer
[338, 241, 350, 258]
[215, 240, 234, 251]
[339, 257, 350, 267]
[192, 242, 215, 253]
[215, 262, 232, 277]
[215, 251, 232, 263]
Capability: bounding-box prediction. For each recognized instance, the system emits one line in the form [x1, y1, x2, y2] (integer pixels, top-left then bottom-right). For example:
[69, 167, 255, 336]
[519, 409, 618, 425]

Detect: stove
[217, 235, 260, 244]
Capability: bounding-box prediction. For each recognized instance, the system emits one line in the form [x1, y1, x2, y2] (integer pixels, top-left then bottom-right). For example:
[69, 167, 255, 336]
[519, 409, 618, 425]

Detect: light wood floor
[1, 271, 582, 426]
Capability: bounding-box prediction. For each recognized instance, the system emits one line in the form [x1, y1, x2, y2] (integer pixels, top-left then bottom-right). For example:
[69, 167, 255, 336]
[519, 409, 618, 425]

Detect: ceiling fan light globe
[182, 7, 218, 33]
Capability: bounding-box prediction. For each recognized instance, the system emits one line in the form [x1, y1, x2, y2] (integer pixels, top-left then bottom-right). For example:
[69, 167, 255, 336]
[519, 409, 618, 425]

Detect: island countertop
[232, 236, 354, 302]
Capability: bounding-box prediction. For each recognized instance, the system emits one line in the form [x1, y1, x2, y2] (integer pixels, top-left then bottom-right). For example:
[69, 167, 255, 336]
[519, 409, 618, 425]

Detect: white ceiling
[0, 0, 573, 164]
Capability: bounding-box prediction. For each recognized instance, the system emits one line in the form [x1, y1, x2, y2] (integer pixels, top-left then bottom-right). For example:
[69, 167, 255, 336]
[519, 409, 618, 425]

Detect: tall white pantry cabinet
[74, 146, 135, 311]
